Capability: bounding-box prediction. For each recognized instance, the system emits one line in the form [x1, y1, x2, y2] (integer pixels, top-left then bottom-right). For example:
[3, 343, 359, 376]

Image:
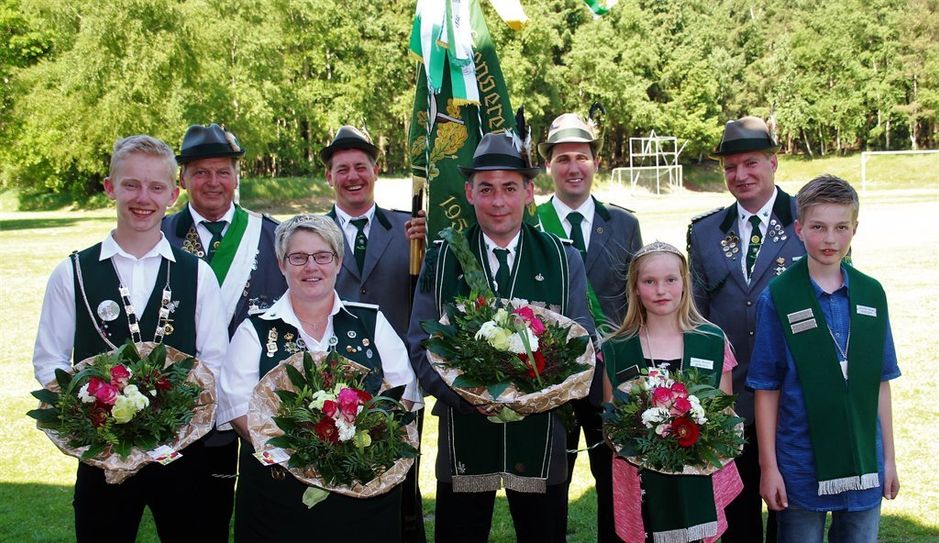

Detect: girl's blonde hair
[610, 241, 709, 339]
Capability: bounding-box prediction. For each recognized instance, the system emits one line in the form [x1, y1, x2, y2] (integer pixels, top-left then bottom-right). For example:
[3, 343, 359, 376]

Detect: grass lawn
[1, 173, 937, 541]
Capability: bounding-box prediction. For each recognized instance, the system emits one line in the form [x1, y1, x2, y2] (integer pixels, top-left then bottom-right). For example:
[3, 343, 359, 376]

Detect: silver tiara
[634, 240, 684, 259]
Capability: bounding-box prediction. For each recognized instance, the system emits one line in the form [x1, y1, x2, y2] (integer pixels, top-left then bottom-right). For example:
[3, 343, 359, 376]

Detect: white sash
[219, 212, 262, 325]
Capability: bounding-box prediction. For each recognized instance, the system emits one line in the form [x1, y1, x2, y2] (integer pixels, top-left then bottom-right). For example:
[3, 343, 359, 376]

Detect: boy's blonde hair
[796, 174, 859, 222]
[109, 135, 177, 182]
[610, 241, 710, 340]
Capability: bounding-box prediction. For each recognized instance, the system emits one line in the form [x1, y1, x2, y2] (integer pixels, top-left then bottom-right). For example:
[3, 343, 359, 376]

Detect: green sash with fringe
[603, 325, 724, 542]
[769, 258, 883, 495]
[435, 223, 568, 493]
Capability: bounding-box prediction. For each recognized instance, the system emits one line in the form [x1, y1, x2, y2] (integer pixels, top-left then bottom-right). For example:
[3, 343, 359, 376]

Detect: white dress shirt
[333, 203, 376, 251]
[736, 187, 778, 278]
[482, 231, 521, 278]
[550, 196, 595, 248]
[217, 290, 422, 425]
[31, 232, 229, 389]
[189, 203, 236, 250]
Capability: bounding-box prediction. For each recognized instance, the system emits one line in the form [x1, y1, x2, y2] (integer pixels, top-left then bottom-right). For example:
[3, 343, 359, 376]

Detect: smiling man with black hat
[686, 116, 805, 543]
[408, 131, 596, 543]
[321, 125, 428, 543]
[162, 123, 287, 540]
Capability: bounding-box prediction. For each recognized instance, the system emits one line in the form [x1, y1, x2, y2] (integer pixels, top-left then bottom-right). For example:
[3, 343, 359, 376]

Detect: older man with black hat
[537, 113, 642, 542]
[162, 123, 288, 539]
[686, 116, 805, 542]
[320, 125, 428, 542]
[408, 131, 596, 543]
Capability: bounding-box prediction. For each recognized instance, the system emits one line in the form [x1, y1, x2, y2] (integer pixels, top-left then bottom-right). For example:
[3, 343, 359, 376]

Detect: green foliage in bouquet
[602, 367, 745, 473]
[27, 342, 203, 460]
[422, 296, 590, 396]
[266, 351, 418, 487]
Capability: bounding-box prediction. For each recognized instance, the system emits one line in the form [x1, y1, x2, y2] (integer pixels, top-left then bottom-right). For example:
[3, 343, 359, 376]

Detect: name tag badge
[857, 305, 878, 317]
[787, 308, 814, 324]
[689, 357, 714, 370]
[615, 364, 641, 385]
[791, 318, 817, 334]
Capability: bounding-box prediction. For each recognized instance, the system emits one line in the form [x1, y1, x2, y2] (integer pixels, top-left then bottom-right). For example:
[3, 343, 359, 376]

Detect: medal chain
[825, 321, 850, 380]
[110, 259, 173, 345]
[72, 252, 120, 350]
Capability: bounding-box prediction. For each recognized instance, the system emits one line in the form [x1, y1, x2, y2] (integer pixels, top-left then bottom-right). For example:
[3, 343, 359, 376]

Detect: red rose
[154, 377, 171, 392]
[672, 416, 700, 447]
[88, 405, 109, 427]
[475, 295, 487, 310]
[670, 382, 688, 398]
[652, 386, 673, 408]
[356, 389, 373, 403]
[518, 351, 546, 379]
[314, 417, 339, 444]
[109, 365, 131, 387]
[671, 397, 692, 416]
[322, 400, 338, 418]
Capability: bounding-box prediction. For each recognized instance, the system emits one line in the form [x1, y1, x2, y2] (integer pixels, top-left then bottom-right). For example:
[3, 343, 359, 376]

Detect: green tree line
[1, 0, 936, 200]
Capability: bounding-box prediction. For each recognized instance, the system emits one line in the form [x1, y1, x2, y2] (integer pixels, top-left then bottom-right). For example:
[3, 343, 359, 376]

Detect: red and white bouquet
[27, 341, 216, 483]
[603, 366, 744, 474]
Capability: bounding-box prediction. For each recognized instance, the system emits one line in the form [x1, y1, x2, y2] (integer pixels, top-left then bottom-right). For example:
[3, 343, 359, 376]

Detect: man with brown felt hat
[162, 123, 288, 540]
[687, 115, 805, 542]
[321, 125, 428, 542]
[537, 112, 642, 543]
[409, 131, 596, 543]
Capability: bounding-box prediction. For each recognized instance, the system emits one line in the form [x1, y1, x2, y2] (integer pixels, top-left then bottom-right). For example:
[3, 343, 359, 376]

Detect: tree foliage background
[1, 0, 937, 200]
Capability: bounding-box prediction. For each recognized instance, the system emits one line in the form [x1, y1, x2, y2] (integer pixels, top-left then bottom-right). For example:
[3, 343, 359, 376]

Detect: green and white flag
[408, 0, 515, 238]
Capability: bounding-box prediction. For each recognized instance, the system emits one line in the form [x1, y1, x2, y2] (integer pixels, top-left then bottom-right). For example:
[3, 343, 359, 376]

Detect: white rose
[493, 308, 509, 326]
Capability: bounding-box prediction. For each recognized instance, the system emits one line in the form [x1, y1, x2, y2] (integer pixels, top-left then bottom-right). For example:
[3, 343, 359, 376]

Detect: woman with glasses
[217, 214, 421, 542]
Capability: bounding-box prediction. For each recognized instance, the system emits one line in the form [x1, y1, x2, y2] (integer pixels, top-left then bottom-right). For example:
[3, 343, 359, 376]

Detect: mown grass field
[0, 160, 937, 541]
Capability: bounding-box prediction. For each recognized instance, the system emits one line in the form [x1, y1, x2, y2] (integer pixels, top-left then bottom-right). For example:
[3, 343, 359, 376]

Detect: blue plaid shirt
[747, 265, 901, 511]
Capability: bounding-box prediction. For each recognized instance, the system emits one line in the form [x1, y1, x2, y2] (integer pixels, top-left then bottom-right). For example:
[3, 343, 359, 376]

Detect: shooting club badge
[97, 300, 120, 322]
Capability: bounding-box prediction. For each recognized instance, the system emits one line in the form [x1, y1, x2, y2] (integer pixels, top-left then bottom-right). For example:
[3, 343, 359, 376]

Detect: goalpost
[611, 131, 687, 194]
[860, 150, 939, 191]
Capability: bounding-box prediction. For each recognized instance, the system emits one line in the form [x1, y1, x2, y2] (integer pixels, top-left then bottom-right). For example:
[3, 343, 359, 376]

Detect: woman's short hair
[274, 214, 345, 262]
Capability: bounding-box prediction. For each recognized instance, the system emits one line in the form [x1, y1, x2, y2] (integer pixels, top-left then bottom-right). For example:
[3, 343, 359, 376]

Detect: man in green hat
[409, 131, 596, 543]
[537, 112, 642, 542]
[687, 115, 805, 542]
[321, 125, 428, 542]
[162, 123, 288, 539]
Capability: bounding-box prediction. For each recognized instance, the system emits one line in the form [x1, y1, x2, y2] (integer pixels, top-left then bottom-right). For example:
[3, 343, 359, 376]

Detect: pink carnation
[512, 307, 546, 336]
[338, 388, 361, 422]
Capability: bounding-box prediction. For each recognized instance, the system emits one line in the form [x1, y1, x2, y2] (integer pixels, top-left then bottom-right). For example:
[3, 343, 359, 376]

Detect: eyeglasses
[285, 251, 337, 266]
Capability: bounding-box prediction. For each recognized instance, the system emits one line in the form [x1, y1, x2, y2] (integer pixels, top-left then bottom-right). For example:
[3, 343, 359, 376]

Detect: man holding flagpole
[162, 123, 288, 538]
[537, 112, 642, 542]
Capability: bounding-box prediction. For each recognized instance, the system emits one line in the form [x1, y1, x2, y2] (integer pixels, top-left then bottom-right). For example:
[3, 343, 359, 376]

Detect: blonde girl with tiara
[602, 241, 743, 543]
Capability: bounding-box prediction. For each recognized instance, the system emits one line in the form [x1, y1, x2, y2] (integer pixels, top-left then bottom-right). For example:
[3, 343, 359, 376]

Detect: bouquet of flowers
[27, 341, 216, 483]
[421, 228, 595, 417]
[602, 366, 744, 474]
[248, 350, 418, 507]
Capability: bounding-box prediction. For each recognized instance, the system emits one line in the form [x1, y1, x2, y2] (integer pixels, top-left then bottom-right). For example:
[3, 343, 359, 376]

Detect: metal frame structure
[860, 149, 939, 191]
[611, 131, 686, 194]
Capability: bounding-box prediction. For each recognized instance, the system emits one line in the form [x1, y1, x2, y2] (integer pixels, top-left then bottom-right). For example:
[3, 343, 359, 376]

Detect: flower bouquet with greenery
[421, 228, 595, 419]
[27, 341, 216, 483]
[247, 350, 418, 507]
[602, 366, 745, 475]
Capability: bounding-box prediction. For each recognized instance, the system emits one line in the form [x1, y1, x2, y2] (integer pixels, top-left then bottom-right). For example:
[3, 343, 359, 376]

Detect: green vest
[602, 325, 726, 541]
[249, 303, 384, 394]
[71, 243, 198, 362]
[769, 258, 884, 494]
[434, 223, 570, 493]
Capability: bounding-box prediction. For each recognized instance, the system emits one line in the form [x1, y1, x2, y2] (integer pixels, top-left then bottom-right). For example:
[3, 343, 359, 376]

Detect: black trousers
[435, 482, 568, 543]
[561, 397, 619, 542]
[73, 435, 230, 543]
[721, 424, 777, 543]
[401, 408, 427, 543]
